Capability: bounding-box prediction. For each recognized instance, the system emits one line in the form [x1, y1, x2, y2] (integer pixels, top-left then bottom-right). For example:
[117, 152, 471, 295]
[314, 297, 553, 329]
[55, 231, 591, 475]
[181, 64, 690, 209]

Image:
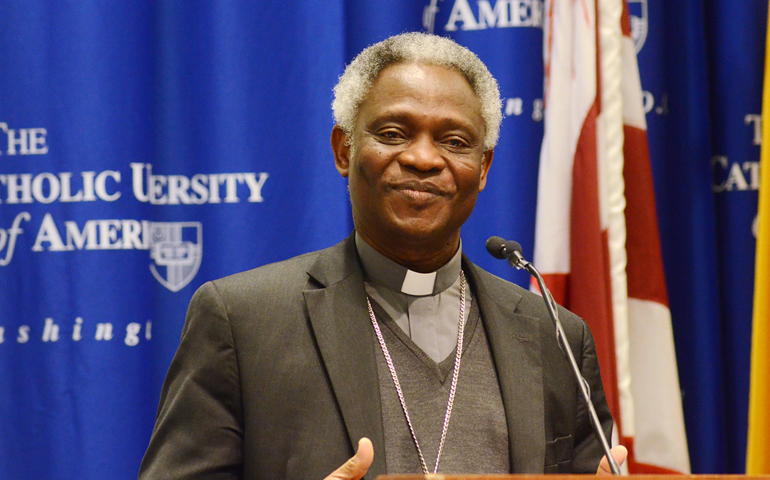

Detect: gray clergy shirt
[355, 233, 510, 474]
[355, 233, 470, 363]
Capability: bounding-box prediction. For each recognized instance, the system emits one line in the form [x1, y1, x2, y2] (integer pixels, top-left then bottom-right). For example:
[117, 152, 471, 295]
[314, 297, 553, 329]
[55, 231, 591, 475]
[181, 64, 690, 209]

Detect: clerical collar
[354, 233, 462, 296]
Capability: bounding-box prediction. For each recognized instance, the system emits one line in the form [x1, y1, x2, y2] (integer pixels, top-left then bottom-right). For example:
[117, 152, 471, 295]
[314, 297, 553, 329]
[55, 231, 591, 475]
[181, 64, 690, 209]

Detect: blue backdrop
[0, 0, 764, 477]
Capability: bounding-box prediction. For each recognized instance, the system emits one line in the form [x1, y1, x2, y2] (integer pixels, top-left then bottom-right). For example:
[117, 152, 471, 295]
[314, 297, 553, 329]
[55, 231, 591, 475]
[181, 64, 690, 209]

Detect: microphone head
[485, 236, 508, 259]
[504, 240, 523, 256]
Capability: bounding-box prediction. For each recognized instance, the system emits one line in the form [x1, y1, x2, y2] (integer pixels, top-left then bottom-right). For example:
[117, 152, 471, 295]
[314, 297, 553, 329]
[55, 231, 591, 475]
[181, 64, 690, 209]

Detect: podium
[374, 476, 769, 480]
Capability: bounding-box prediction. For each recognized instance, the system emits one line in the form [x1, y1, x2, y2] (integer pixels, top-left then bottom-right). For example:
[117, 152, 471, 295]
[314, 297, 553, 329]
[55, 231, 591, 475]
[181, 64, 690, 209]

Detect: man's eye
[447, 138, 469, 148]
[380, 130, 403, 140]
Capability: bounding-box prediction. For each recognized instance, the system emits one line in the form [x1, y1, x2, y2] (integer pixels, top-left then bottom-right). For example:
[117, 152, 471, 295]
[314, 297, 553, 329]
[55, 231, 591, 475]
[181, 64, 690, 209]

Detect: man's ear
[478, 149, 494, 192]
[331, 125, 351, 177]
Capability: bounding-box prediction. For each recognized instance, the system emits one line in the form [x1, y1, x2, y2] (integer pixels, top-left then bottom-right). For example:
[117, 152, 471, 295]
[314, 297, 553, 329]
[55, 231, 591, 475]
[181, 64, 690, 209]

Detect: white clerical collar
[354, 232, 462, 296]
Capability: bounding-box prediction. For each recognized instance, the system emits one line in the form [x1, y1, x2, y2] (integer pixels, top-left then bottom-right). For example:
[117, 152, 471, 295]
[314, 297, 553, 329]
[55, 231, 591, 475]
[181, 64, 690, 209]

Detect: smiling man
[332, 60, 493, 274]
[139, 33, 625, 480]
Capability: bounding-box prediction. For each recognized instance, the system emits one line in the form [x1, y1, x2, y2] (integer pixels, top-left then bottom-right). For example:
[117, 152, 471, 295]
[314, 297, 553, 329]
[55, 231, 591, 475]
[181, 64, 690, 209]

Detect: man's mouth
[390, 182, 447, 202]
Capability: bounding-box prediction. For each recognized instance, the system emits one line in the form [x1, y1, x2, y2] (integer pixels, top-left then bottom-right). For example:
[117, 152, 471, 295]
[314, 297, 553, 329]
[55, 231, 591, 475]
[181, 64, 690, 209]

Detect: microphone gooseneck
[485, 236, 621, 476]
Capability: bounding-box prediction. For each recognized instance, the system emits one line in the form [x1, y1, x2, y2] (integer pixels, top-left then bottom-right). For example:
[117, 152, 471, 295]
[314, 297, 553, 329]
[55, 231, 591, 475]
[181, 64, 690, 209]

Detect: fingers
[596, 445, 628, 476]
[324, 437, 374, 480]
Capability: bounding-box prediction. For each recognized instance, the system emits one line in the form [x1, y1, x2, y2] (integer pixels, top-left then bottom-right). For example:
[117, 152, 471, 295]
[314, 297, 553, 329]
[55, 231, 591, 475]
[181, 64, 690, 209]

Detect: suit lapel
[303, 236, 387, 479]
[464, 260, 546, 473]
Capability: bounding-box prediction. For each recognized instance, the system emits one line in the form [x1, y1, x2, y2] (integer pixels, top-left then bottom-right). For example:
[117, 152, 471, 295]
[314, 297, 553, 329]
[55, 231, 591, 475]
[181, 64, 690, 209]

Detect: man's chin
[386, 218, 459, 244]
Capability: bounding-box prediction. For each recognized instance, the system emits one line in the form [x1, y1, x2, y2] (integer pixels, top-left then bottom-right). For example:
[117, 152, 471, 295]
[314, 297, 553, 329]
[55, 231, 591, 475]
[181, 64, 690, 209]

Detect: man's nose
[398, 136, 445, 172]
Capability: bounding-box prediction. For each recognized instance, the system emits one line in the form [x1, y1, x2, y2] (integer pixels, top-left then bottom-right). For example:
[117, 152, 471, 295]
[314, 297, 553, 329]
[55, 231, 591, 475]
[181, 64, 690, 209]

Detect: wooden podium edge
[375, 475, 770, 479]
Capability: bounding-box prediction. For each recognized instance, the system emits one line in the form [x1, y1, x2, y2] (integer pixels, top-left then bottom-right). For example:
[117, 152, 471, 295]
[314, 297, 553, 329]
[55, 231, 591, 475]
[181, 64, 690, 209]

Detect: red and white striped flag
[534, 0, 690, 473]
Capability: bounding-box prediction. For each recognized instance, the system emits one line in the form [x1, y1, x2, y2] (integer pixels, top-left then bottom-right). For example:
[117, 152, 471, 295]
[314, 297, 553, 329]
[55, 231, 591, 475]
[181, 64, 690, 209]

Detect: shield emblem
[627, 0, 648, 53]
[149, 222, 202, 292]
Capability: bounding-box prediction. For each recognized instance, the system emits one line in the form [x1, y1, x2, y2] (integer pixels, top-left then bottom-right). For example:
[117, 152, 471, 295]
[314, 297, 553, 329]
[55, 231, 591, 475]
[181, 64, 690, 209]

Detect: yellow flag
[746, 1, 770, 474]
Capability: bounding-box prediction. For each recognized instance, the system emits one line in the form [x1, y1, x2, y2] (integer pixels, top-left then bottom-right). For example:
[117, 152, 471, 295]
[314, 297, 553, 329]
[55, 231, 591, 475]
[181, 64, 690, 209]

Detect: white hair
[332, 32, 502, 151]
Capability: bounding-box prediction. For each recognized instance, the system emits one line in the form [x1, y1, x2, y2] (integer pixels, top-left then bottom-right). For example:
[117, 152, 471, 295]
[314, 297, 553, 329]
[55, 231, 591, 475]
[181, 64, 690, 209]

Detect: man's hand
[324, 437, 374, 480]
[596, 445, 628, 475]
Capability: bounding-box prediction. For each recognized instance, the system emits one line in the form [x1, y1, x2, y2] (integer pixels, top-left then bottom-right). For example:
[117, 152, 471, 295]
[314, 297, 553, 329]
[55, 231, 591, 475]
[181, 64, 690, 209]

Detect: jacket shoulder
[212, 249, 321, 296]
[465, 260, 587, 335]
[191, 236, 359, 314]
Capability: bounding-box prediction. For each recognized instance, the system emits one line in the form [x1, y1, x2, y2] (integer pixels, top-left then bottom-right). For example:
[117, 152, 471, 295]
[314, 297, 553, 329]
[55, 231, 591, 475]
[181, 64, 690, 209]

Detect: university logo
[149, 222, 202, 292]
[628, 0, 648, 53]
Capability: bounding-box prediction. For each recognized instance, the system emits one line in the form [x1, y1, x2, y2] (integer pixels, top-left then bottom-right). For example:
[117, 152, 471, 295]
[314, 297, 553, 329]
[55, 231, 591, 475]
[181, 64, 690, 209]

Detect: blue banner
[0, 2, 350, 478]
[632, 0, 725, 472]
[636, 0, 766, 472]
[0, 0, 765, 477]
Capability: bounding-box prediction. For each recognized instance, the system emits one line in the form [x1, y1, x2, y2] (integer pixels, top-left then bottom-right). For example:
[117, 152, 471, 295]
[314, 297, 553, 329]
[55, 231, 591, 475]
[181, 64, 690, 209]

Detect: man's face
[332, 63, 493, 264]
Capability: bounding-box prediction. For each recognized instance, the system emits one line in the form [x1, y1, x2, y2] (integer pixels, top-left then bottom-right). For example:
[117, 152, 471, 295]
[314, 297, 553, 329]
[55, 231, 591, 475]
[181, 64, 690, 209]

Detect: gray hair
[332, 32, 502, 151]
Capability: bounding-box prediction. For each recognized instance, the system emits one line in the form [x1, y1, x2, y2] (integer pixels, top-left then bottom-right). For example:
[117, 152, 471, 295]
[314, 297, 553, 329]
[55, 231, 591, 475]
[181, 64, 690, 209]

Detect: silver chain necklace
[366, 270, 467, 474]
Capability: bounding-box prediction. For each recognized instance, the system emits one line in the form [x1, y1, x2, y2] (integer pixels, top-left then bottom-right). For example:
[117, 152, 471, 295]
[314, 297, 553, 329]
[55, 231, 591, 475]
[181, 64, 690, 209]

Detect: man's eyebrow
[366, 110, 482, 135]
[365, 111, 414, 126]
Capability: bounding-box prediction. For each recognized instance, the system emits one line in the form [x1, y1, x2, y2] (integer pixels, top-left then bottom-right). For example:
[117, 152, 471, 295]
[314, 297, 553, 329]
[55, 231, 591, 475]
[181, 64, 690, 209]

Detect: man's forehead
[361, 63, 479, 108]
[370, 61, 473, 91]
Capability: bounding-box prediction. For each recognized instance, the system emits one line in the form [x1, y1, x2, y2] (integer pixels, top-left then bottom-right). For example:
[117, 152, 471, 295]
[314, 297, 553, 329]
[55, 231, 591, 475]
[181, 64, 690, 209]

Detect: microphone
[485, 236, 509, 259]
[485, 236, 528, 269]
[485, 236, 621, 475]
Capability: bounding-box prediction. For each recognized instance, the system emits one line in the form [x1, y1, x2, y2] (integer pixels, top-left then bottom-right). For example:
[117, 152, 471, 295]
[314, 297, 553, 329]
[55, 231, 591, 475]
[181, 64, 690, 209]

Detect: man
[139, 32, 626, 479]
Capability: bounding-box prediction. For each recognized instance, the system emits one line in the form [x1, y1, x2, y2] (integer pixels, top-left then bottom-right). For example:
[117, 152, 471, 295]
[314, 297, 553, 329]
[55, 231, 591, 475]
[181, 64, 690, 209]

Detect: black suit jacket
[139, 235, 613, 479]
